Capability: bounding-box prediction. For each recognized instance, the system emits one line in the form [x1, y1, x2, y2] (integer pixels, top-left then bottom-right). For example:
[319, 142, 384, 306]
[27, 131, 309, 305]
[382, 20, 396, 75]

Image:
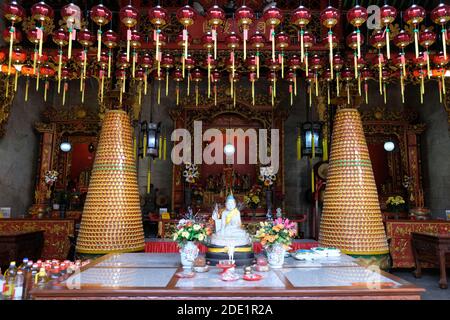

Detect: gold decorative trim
[207, 246, 253, 253]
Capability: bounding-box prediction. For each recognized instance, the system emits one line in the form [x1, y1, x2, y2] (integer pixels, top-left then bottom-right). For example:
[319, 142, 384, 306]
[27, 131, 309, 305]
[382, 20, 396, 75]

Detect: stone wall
[0, 78, 46, 217]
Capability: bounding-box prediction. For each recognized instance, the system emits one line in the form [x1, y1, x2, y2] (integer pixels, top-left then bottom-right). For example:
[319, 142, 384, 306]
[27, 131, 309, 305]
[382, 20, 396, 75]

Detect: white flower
[182, 231, 189, 238]
[198, 234, 204, 241]
[173, 233, 178, 241]
[193, 224, 201, 231]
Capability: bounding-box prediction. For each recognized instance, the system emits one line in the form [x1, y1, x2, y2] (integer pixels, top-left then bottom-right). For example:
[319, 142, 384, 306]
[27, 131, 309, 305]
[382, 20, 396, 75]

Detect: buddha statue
[211, 193, 251, 247]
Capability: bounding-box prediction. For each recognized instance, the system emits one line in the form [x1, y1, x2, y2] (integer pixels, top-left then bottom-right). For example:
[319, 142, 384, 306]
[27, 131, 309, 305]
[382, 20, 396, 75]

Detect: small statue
[276, 208, 282, 218]
[266, 208, 273, 221]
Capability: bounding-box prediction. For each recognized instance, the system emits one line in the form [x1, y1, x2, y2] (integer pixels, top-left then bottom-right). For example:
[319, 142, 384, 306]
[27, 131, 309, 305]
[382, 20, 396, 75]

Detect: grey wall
[0, 78, 46, 217]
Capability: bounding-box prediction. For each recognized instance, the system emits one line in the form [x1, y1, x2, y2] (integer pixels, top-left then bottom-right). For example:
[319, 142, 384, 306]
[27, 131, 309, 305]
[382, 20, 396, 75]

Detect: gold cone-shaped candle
[319, 108, 389, 256]
[76, 110, 145, 254]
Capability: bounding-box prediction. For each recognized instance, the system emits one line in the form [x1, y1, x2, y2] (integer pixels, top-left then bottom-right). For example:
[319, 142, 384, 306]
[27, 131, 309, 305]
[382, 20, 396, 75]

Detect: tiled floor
[392, 269, 450, 300]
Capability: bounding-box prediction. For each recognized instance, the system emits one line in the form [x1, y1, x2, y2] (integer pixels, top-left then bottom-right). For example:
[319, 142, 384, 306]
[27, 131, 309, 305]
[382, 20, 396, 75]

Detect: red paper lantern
[90, 4, 111, 26]
[40, 64, 55, 77]
[289, 55, 301, 70]
[177, 5, 196, 27]
[211, 70, 221, 83]
[250, 31, 266, 49]
[333, 54, 344, 71]
[380, 5, 397, 26]
[61, 3, 80, 24]
[173, 69, 183, 82]
[103, 30, 118, 48]
[263, 5, 283, 27]
[116, 52, 130, 69]
[184, 55, 196, 70]
[31, 1, 53, 23]
[120, 5, 139, 28]
[21, 65, 35, 76]
[3, 28, 21, 43]
[276, 32, 289, 49]
[177, 31, 192, 47]
[236, 5, 254, 27]
[161, 53, 174, 69]
[268, 60, 281, 71]
[310, 54, 323, 71]
[78, 29, 94, 47]
[292, 5, 311, 27]
[148, 5, 168, 27]
[340, 67, 353, 81]
[53, 28, 68, 46]
[322, 34, 337, 48]
[419, 29, 436, 48]
[302, 31, 315, 48]
[226, 32, 241, 49]
[27, 27, 48, 44]
[99, 51, 109, 68]
[191, 68, 203, 82]
[404, 5, 426, 26]
[370, 30, 386, 49]
[361, 68, 373, 80]
[346, 31, 364, 50]
[129, 30, 142, 49]
[206, 5, 225, 27]
[431, 3, 450, 25]
[432, 51, 449, 67]
[246, 55, 258, 71]
[412, 53, 427, 67]
[10, 47, 26, 63]
[392, 52, 408, 68]
[347, 5, 367, 27]
[139, 53, 153, 69]
[202, 31, 214, 50]
[2, 1, 25, 23]
[320, 6, 339, 28]
[134, 68, 145, 81]
[393, 30, 412, 48]
[323, 69, 333, 81]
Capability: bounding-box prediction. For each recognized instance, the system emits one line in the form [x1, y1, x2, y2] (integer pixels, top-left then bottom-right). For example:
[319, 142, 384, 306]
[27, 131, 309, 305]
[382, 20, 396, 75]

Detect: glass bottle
[13, 270, 24, 300]
[2, 261, 17, 299]
[34, 268, 48, 288]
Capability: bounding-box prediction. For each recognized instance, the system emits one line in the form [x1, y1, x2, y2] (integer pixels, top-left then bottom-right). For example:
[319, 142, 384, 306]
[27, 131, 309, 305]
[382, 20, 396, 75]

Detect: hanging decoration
[361, 68, 373, 104]
[346, 31, 365, 79]
[225, 32, 241, 80]
[77, 29, 94, 103]
[380, 4, 397, 60]
[61, 2, 80, 60]
[119, 4, 139, 63]
[288, 55, 301, 96]
[333, 54, 344, 97]
[206, 5, 225, 61]
[419, 29, 436, 79]
[177, 4, 196, 79]
[412, 53, 427, 103]
[431, 3, 450, 60]
[3, 1, 25, 82]
[404, 4, 426, 59]
[393, 30, 412, 77]
[291, 5, 311, 63]
[52, 28, 68, 93]
[148, 5, 168, 79]
[191, 68, 203, 106]
[263, 4, 283, 63]
[302, 31, 315, 77]
[139, 52, 153, 95]
[211, 69, 220, 106]
[102, 30, 118, 79]
[236, 5, 254, 62]
[202, 31, 214, 98]
[320, 5, 339, 79]
[249, 31, 265, 79]
[276, 32, 289, 78]
[347, 4, 367, 60]
[370, 30, 386, 95]
[173, 68, 183, 105]
[161, 53, 174, 100]
[90, 4, 112, 62]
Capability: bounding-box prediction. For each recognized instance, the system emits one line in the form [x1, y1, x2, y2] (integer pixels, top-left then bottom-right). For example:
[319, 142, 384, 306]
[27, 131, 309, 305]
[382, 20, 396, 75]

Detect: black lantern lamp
[146, 122, 161, 158]
[300, 121, 323, 158]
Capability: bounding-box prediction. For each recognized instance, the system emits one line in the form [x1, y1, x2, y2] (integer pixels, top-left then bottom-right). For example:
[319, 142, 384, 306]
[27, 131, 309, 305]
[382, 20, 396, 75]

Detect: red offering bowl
[216, 260, 236, 273]
[243, 274, 263, 281]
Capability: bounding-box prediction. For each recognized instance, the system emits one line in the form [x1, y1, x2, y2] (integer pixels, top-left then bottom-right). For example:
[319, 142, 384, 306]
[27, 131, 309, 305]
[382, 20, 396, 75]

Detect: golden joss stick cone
[319, 108, 389, 255]
[77, 110, 145, 254]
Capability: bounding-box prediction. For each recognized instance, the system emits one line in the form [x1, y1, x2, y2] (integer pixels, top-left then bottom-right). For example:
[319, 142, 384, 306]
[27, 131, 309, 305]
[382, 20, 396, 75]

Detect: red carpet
[145, 240, 318, 254]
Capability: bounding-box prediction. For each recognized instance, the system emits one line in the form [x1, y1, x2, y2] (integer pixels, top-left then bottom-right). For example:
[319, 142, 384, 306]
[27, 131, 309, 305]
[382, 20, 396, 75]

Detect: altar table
[29, 253, 424, 300]
[0, 219, 75, 260]
[385, 220, 450, 268]
[411, 233, 450, 289]
[144, 240, 319, 254]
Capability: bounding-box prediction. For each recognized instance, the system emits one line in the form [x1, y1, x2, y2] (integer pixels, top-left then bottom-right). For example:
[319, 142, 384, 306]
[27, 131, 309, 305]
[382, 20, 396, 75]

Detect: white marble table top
[95, 253, 181, 268]
[283, 254, 359, 268]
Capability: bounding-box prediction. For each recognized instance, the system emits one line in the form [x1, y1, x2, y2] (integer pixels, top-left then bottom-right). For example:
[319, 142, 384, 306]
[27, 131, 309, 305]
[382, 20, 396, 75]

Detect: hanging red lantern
[39, 64, 54, 102]
[139, 52, 153, 95]
[202, 31, 214, 50]
[116, 52, 130, 69]
[211, 69, 220, 106]
[90, 4, 112, 62]
[263, 5, 283, 63]
[226, 32, 241, 79]
[77, 29, 94, 94]
[102, 30, 118, 78]
[31, 1, 53, 61]
[432, 3, 450, 60]
[322, 68, 333, 105]
[347, 5, 367, 59]
[3, 27, 21, 43]
[27, 27, 48, 77]
[404, 4, 426, 59]
[184, 55, 196, 96]
[127, 30, 142, 78]
[320, 6, 339, 78]
[161, 53, 174, 98]
[302, 31, 315, 76]
[21, 64, 34, 102]
[250, 31, 265, 78]
[53, 28, 69, 93]
[380, 5, 397, 60]
[347, 31, 365, 78]
[360, 68, 373, 104]
[191, 68, 203, 106]
[206, 5, 225, 60]
[247, 55, 258, 72]
[393, 52, 409, 102]
[61, 2, 80, 59]
[419, 29, 437, 78]
[393, 30, 412, 49]
[275, 32, 289, 78]
[235, 5, 254, 62]
[115, 68, 127, 104]
[177, 5, 197, 79]
[148, 5, 168, 80]
[173, 68, 183, 105]
[288, 55, 301, 96]
[292, 5, 311, 63]
[310, 54, 322, 97]
[120, 4, 139, 62]
[3, 1, 25, 79]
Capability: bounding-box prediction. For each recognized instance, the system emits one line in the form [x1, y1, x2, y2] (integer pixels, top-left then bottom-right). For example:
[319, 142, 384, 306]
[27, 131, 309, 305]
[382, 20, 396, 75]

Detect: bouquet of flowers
[386, 195, 406, 212]
[173, 219, 212, 246]
[183, 162, 199, 184]
[254, 218, 297, 249]
[244, 184, 262, 209]
[44, 170, 59, 185]
[258, 166, 276, 187]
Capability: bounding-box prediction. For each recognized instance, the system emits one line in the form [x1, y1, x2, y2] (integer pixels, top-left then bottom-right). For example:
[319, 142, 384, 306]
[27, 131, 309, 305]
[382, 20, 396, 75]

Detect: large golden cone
[319, 108, 389, 256]
[76, 110, 145, 254]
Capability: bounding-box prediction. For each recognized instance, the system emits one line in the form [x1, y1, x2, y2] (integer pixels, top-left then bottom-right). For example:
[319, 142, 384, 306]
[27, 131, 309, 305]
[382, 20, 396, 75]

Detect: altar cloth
[144, 240, 319, 254]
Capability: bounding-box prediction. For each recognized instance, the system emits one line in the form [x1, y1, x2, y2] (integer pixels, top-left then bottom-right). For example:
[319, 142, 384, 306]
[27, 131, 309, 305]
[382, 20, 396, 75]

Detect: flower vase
[266, 243, 285, 269]
[180, 241, 199, 269]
